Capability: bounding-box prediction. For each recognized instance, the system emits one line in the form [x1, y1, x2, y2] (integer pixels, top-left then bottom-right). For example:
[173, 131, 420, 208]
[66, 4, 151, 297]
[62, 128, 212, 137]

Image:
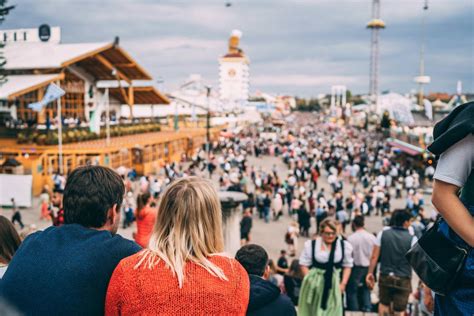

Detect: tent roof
[0, 74, 64, 100]
[5, 42, 152, 80]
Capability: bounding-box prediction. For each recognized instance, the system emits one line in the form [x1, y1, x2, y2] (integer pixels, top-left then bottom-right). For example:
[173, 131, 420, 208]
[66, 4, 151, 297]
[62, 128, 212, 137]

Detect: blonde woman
[298, 218, 353, 316]
[105, 177, 249, 315]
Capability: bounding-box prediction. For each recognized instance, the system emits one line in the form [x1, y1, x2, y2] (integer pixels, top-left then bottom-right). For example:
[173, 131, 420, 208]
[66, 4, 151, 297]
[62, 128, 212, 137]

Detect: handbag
[405, 219, 469, 296]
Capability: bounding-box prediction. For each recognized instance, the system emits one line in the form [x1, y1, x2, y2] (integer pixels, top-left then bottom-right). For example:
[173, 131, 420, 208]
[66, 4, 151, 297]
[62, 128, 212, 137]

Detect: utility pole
[418, 0, 429, 107]
[206, 86, 211, 156]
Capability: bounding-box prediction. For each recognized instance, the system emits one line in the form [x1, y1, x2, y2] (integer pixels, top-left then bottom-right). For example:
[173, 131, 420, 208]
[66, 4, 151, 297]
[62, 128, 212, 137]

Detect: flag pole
[105, 87, 110, 146]
[57, 80, 63, 175]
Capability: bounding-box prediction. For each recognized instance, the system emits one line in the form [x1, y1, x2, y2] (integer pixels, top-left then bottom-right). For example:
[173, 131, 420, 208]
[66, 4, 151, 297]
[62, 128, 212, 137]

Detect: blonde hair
[135, 177, 227, 288]
[319, 218, 338, 234]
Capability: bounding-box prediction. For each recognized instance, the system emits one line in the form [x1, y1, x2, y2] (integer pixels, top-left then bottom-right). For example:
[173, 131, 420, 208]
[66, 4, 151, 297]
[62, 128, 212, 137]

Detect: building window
[13, 32, 17, 41]
[23, 32, 27, 41]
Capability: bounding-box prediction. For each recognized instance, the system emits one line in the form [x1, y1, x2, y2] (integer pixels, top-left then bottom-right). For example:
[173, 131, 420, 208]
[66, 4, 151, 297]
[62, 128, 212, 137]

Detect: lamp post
[174, 101, 179, 131]
[57, 81, 63, 175]
[155, 77, 164, 123]
[105, 87, 110, 146]
[205, 85, 211, 157]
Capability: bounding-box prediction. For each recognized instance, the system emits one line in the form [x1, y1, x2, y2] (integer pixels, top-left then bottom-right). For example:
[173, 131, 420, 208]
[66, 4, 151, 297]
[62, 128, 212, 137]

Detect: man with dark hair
[366, 209, 417, 316]
[236, 244, 296, 316]
[276, 249, 289, 275]
[346, 215, 377, 312]
[0, 166, 141, 315]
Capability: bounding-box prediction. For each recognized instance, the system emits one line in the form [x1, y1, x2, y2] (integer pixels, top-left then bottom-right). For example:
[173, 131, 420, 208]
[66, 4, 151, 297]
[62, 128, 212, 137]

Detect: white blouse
[299, 237, 354, 268]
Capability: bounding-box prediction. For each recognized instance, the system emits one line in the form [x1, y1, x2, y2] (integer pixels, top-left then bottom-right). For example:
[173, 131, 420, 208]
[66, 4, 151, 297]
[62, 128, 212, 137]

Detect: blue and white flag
[424, 99, 433, 121]
[28, 83, 65, 112]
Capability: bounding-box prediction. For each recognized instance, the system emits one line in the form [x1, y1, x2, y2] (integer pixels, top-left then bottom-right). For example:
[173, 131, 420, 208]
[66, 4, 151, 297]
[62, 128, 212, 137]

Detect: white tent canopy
[0, 74, 62, 100]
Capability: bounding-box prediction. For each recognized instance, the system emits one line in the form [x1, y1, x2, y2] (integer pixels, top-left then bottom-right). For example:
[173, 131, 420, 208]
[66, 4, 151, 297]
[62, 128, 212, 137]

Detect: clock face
[228, 68, 236, 77]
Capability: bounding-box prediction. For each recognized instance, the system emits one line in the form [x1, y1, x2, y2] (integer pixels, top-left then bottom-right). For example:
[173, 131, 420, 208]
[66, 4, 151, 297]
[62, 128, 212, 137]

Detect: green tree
[380, 111, 391, 129]
[346, 90, 352, 103]
[0, 0, 15, 85]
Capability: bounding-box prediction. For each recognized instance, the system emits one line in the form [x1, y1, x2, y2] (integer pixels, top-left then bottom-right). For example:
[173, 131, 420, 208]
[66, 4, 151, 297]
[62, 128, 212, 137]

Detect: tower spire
[367, 0, 385, 113]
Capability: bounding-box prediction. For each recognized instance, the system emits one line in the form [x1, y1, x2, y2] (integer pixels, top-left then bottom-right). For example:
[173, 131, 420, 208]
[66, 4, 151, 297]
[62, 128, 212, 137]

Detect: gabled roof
[4, 42, 152, 80]
[5, 42, 110, 70]
[0, 74, 64, 100]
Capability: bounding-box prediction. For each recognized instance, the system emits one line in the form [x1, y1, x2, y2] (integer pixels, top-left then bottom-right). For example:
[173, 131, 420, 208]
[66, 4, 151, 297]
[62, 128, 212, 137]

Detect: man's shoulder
[108, 234, 142, 255]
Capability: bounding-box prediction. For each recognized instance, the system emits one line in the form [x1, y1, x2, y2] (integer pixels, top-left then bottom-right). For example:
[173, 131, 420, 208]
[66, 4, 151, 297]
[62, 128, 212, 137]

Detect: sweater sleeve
[105, 262, 125, 316]
[234, 259, 250, 315]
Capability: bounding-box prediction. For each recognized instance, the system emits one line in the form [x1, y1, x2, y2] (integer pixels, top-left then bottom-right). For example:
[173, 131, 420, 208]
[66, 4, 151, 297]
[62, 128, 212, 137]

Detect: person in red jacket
[133, 192, 156, 248]
[106, 177, 249, 315]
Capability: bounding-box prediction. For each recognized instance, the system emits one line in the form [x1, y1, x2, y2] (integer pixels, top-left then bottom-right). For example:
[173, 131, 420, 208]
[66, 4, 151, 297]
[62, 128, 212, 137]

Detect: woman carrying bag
[298, 218, 353, 315]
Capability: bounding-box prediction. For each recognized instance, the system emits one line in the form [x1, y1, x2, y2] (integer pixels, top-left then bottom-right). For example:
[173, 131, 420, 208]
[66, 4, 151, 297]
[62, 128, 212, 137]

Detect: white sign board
[0, 174, 33, 207]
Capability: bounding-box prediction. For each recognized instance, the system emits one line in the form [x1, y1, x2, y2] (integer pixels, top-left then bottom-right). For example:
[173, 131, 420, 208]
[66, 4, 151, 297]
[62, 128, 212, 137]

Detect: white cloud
[252, 74, 361, 86]
[124, 37, 224, 52]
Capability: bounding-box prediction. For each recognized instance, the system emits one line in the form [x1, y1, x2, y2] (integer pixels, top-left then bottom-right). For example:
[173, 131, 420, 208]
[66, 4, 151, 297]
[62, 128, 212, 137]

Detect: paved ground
[1, 153, 433, 262]
[2, 153, 429, 314]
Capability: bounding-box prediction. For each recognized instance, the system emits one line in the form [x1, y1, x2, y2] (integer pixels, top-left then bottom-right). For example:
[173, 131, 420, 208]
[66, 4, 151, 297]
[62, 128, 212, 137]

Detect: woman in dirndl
[298, 218, 353, 315]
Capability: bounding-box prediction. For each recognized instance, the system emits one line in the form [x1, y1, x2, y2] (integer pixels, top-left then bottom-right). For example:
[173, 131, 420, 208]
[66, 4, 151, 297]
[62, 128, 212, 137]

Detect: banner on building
[28, 83, 65, 112]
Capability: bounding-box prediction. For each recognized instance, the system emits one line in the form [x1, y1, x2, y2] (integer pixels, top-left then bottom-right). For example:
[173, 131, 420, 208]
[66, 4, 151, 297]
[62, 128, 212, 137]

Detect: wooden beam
[118, 85, 129, 106]
[37, 87, 46, 124]
[114, 46, 152, 80]
[94, 54, 131, 84]
[115, 63, 136, 68]
[128, 85, 134, 118]
[61, 43, 114, 68]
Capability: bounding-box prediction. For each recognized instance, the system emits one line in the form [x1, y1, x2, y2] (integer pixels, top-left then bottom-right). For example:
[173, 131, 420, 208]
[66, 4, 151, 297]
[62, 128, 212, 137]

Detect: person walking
[285, 222, 299, 257]
[10, 198, 24, 229]
[133, 192, 157, 248]
[39, 186, 51, 220]
[273, 193, 283, 220]
[240, 209, 253, 245]
[346, 215, 377, 313]
[105, 177, 249, 315]
[298, 218, 353, 315]
[0, 215, 21, 279]
[366, 209, 417, 316]
[297, 203, 311, 237]
[262, 192, 272, 223]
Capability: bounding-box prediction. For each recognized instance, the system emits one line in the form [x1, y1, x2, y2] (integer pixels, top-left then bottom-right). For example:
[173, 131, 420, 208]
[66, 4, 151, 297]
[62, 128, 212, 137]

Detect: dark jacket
[428, 101, 474, 156]
[247, 274, 296, 316]
[0, 224, 141, 315]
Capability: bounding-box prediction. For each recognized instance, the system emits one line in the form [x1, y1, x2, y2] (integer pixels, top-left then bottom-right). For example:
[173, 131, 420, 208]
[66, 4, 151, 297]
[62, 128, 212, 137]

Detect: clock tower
[219, 30, 249, 111]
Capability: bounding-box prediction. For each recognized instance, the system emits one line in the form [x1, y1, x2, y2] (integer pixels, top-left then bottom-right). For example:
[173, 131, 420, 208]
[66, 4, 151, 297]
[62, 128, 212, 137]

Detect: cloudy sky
[3, 0, 473, 97]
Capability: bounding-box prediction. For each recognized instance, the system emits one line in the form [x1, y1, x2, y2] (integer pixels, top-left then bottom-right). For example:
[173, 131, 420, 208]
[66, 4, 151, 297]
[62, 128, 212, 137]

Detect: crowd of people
[0, 102, 472, 315]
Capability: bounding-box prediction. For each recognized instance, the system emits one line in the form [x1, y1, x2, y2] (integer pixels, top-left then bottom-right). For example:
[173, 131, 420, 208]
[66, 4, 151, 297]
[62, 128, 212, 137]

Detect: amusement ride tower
[414, 0, 430, 107]
[367, 0, 385, 112]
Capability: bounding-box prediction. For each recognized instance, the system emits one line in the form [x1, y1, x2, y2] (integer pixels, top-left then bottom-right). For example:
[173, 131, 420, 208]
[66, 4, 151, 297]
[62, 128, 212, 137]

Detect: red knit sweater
[105, 251, 250, 315]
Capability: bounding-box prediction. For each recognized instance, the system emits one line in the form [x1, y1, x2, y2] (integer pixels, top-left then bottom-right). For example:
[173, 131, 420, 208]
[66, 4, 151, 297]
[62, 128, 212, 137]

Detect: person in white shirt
[346, 215, 377, 312]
